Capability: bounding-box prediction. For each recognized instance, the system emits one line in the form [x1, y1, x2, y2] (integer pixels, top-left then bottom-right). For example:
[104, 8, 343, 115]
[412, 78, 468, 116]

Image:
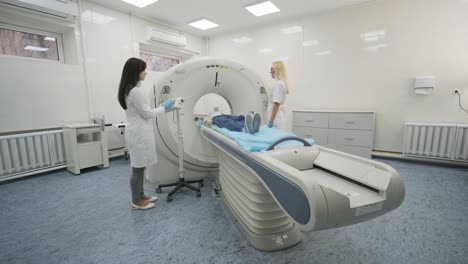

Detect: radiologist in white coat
[117, 58, 175, 210]
[266, 61, 289, 130]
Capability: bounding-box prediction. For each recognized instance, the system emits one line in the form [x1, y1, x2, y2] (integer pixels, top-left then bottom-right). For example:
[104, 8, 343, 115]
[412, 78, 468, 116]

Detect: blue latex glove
[267, 120, 273, 128]
[161, 99, 175, 109]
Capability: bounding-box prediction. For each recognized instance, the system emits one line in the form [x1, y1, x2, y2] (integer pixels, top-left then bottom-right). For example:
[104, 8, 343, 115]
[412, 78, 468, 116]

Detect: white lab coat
[125, 85, 165, 168]
[266, 79, 287, 130]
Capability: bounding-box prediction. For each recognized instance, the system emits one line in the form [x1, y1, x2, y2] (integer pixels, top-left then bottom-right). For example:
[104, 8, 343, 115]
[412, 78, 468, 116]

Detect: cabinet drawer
[292, 112, 328, 128]
[293, 127, 328, 145]
[329, 113, 374, 130]
[326, 144, 372, 159]
[78, 142, 103, 168]
[328, 129, 374, 147]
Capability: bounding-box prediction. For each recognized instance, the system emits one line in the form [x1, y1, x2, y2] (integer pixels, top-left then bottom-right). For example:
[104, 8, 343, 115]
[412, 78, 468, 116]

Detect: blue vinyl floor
[0, 157, 467, 264]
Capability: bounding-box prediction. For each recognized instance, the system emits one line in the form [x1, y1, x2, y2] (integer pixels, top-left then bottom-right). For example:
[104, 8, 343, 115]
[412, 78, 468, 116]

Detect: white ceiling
[88, 0, 374, 37]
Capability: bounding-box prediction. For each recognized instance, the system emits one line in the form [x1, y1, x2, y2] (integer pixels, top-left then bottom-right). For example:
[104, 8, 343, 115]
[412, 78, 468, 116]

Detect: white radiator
[403, 123, 468, 162]
[453, 125, 468, 162]
[0, 130, 66, 181]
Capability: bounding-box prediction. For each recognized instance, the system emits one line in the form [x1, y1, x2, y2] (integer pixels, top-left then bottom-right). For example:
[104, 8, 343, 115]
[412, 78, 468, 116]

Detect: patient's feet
[245, 113, 254, 134]
[253, 113, 261, 133]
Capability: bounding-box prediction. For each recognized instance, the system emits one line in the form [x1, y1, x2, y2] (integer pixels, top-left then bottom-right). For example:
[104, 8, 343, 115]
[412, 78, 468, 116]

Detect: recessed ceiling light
[188, 19, 219, 30]
[44, 37, 56, 41]
[245, 1, 280, 17]
[121, 0, 159, 8]
[24, 45, 48, 51]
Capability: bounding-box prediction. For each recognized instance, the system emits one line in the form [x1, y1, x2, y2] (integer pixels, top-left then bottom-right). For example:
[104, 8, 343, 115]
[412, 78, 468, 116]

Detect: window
[140, 52, 180, 72]
[0, 23, 63, 62]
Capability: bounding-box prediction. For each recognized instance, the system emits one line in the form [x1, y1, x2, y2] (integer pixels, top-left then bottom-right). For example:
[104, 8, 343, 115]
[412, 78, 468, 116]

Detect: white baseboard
[372, 151, 468, 167]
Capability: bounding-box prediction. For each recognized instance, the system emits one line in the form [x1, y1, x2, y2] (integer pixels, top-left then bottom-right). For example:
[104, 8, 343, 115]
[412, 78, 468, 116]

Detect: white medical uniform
[125, 85, 165, 168]
[267, 79, 287, 130]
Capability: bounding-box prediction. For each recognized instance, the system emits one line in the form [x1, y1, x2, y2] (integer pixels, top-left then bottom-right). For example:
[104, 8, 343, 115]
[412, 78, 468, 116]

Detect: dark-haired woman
[118, 57, 175, 210]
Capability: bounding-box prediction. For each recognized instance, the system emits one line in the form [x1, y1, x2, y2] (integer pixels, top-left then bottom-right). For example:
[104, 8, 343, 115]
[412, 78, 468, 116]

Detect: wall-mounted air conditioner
[146, 27, 187, 48]
[0, 0, 78, 23]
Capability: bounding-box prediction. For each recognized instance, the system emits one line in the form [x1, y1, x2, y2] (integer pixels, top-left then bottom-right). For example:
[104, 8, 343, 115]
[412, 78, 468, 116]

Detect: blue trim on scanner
[204, 130, 311, 225]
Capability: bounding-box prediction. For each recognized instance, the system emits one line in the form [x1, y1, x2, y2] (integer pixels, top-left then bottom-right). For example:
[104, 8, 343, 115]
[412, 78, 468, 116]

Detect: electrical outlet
[453, 89, 460, 95]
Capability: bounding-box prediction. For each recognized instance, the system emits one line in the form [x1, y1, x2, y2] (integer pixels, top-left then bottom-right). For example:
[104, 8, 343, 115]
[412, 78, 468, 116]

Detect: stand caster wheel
[156, 187, 162, 193]
[167, 195, 173, 202]
[199, 182, 204, 188]
[196, 191, 201, 197]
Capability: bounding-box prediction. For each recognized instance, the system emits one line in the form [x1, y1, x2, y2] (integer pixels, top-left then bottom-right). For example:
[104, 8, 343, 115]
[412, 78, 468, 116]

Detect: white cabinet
[63, 124, 109, 175]
[292, 111, 375, 158]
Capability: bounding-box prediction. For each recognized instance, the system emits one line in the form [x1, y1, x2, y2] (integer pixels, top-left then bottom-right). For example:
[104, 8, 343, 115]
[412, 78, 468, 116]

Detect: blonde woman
[267, 61, 289, 130]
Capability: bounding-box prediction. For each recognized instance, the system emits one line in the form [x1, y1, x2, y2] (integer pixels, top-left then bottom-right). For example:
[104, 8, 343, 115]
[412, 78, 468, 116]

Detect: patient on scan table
[196, 112, 315, 151]
[201, 116, 316, 152]
[202, 112, 261, 134]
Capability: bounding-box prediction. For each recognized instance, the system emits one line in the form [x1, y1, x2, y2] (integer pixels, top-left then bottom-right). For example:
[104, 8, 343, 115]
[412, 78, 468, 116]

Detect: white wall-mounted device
[414, 76, 435, 95]
[0, 0, 78, 23]
[146, 27, 187, 48]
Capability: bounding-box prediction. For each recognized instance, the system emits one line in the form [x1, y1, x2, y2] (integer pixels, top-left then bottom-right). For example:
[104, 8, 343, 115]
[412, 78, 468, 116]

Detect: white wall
[208, 0, 468, 152]
[0, 0, 204, 133]
[0, 7, 89, 133]
[76, 0, 205, 124]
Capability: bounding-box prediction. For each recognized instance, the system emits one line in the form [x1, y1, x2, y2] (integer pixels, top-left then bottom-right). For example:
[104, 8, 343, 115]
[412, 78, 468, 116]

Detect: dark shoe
[253, 113, 261, 133]
[245, 113, 254, 134]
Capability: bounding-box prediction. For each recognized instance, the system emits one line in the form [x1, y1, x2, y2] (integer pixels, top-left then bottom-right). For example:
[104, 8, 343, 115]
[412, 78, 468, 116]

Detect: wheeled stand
[155, 104, 203, 202]
[156, 178, 204, 202]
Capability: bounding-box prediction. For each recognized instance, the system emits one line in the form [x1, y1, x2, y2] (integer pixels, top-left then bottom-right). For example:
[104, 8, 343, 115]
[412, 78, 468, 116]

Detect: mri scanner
[147, 57, 405, 251]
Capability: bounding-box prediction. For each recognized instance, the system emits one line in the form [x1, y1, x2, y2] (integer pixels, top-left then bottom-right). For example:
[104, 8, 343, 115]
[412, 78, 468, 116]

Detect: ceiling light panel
[188, 19, 219, 30]
[121, 0, 159, 8]
[245, 1, 280, 17]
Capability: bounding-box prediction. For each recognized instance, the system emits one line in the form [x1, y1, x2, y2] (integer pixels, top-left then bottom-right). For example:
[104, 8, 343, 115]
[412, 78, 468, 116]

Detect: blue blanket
[209, 125, 315, 152]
